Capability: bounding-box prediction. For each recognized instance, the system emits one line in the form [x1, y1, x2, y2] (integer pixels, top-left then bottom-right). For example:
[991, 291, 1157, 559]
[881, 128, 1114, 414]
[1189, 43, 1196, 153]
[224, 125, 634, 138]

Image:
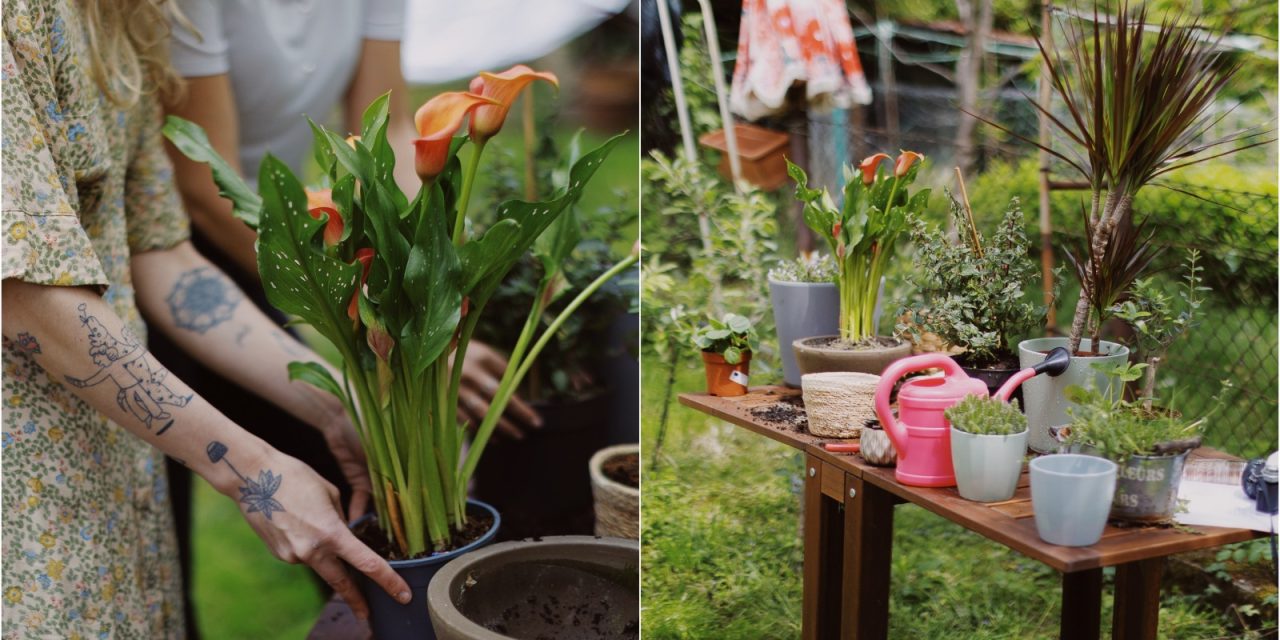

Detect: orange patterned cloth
[729, 0, 872, 120]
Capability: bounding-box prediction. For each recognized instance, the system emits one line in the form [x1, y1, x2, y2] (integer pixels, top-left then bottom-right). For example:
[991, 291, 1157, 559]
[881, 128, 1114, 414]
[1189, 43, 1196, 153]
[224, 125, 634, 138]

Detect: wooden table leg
[841, 474, 894, 640]
[1061, 568, 1103, 640]
[1111, 558, 1164, 640]
[803, 454, 844, 640]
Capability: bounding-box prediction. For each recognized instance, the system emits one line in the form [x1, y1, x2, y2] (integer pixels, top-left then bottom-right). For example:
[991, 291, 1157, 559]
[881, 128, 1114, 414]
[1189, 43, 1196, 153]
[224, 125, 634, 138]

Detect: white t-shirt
[170, 0, 405, 182]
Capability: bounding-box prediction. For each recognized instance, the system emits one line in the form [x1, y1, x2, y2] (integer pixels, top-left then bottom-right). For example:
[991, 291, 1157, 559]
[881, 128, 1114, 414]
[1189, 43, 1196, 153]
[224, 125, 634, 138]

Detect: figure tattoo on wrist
[167, 267, 242, 334]
[64, 304, 191, 434]
[207, 441, 286, 520]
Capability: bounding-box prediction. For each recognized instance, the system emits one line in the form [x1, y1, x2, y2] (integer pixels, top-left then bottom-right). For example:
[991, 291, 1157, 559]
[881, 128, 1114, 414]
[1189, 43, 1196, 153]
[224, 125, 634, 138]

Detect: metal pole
[697, 0, 743, 191]
[654, 0, 697, 162]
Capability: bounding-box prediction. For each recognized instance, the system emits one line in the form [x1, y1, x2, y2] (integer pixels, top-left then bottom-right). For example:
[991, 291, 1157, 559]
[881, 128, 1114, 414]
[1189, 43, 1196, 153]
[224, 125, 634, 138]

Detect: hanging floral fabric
[729, 0, 873, 120]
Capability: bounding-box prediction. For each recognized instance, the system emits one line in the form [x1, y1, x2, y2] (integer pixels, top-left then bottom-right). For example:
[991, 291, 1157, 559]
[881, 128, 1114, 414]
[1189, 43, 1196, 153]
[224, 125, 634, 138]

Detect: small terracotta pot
[702, 350, 751, 397]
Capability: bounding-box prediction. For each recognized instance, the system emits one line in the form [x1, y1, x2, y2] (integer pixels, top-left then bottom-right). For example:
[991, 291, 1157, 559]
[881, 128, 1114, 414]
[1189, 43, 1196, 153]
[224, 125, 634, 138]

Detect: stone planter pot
[354, 501, 500, 640]
[768, 278, 838, 387]
[1029, 454, 1117, 547]
[793, 335, 911, 377]
[427, 536, 639, 640]
[590, 444, 639, 539]
[800, 372, 879, 438]
[1018, 337, 1129, 453]
[950, 428, 1028, 502]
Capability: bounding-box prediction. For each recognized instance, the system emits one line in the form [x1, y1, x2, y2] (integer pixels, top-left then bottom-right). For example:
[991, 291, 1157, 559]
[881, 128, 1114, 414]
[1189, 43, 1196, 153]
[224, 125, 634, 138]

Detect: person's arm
[344, 38, 420, 195]
[163, 74, 261, 282]
[132, 240, 373, 518]
[1, 280, 409, 619]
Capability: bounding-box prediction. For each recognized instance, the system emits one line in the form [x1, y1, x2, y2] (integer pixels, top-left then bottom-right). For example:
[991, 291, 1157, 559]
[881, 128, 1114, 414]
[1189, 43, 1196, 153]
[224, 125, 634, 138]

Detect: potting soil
[602, 453, 639, 488]
[458, 560, 639, 640]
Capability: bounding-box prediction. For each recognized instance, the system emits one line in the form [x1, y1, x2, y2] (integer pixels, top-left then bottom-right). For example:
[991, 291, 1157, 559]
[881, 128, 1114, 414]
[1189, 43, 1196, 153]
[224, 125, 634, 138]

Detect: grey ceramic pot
[1029, 454, 1117, 547]
[354, 500, 500, 640]
[1018, 337, 1129, 453]
[427, 536, 639, 640]
[768, 279, 839, 387]
[950, 428, 1028, 502]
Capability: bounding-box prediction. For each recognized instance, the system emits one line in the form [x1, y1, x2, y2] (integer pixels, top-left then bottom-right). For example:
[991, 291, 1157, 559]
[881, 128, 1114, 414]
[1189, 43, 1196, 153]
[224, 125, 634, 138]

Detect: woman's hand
[227, 448, 409, 620]
[458, 341, 542, 440]
[318, 412, 374, 523]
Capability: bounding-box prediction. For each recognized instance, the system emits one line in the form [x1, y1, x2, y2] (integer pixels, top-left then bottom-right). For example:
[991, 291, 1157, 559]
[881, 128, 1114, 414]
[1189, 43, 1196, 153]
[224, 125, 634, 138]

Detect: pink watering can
[874, 348, 1071, 487]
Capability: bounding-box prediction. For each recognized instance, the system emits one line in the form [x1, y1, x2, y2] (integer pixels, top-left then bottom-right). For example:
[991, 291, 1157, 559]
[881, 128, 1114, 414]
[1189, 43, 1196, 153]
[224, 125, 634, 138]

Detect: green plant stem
[460, 254, 637, 486]
[453, 140, 487, 246]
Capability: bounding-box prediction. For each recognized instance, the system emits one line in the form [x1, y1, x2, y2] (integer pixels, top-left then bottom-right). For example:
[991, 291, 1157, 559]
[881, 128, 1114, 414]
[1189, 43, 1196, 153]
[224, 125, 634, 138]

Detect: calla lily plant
[787, 152, 930, 343]
[164, 66, 635, 558]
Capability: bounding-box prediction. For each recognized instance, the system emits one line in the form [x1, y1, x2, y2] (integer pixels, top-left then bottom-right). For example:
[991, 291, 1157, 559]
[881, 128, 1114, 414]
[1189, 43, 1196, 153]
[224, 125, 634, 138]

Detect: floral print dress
[2, 2, 190, 637]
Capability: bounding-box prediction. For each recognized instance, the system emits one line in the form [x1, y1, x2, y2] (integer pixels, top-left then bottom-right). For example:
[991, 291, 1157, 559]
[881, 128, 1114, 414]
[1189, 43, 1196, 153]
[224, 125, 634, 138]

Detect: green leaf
[400, 190, 463, 374]
[723, 346, 742, 365]
[287, 361, 345, 401]
[162, 116, 263, 228]
[256, 154, 359, 348]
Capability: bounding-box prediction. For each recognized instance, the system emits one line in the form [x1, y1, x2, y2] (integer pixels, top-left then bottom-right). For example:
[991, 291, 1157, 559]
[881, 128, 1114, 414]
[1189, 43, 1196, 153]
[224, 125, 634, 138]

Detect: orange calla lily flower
[306, 189, 342, 247]
[468, 65, 559, 143]
[412, 92, 498, 183]
[858, 153, 891, 185]
[894, 151, 924, 178]
[348, 248, 376, 322]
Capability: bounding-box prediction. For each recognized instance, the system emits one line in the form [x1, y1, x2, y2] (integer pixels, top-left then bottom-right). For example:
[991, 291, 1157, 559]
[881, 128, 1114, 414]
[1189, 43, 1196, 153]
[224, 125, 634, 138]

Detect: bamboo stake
[954, 166, 983, 257]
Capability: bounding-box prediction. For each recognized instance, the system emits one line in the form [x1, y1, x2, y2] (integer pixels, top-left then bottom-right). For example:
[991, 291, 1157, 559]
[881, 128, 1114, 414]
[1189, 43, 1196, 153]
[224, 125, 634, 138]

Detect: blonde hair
[76, 0, 191, 106]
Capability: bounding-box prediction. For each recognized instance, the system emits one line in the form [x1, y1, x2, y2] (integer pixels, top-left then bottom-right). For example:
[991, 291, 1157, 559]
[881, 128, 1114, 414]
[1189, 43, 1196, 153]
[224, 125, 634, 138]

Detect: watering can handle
[873, 353, 967, 458]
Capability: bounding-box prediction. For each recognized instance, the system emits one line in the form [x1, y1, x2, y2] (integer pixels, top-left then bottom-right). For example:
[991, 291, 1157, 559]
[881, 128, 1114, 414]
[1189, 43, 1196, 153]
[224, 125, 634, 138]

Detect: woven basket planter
[589, 444, 639, 539]
[801, 372, 880, 438]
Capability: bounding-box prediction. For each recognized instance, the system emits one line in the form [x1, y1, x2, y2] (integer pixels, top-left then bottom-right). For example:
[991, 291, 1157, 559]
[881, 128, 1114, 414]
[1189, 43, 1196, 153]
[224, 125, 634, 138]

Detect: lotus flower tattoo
[206, 440, 286, 520]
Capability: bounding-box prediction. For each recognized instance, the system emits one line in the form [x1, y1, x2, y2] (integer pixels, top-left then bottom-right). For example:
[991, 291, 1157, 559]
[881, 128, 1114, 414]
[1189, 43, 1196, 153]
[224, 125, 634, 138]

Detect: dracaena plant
[163, 66, 636, 558]
[787, 152, 930, 344]
[969, 1, 1272, 353]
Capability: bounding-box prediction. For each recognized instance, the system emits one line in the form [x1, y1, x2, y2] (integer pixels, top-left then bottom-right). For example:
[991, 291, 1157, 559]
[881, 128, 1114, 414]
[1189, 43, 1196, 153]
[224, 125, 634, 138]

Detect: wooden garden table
[678, 386, 1264, 640]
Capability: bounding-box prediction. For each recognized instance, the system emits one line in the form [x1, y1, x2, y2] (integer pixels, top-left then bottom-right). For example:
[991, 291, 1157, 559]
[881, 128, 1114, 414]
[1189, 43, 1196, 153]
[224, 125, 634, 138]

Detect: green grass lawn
[641, 363, 1276, 640]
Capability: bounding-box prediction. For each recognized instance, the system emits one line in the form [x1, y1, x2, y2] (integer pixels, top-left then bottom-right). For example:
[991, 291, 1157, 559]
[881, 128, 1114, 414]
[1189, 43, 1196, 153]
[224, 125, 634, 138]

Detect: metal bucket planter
[1103, 449, 1190, 522]
[1018, 337, 1129, 453]
[768, 278, 838, 387]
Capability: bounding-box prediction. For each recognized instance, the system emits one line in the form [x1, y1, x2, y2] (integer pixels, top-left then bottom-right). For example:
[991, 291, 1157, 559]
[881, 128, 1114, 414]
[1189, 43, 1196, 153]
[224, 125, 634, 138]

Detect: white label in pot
[729, 370, 750, 385]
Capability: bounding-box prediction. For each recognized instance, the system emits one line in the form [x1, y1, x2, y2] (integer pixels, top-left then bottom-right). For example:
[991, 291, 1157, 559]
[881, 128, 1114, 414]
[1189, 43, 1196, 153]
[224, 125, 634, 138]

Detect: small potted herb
[901, 194, 1052, 403]
[1110, 250, 1207, 410]
[768, 254, 837, 387]
[945, 395, 1029, 502]
[692, 313, 756, 397]
[787, 152, 929, 376]
[1062, 362, 1221, 522]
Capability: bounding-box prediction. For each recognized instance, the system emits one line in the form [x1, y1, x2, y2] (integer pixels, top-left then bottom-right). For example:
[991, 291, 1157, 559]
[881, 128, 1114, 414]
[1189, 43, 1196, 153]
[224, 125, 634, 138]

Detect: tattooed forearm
[63, 304, 191, 434]
[207, 441, 286, 520]
[15, 332, 41, 355]
[167, 267, 242, 334]
[234, 325, 251, 346]
[270, 330, 306, 358]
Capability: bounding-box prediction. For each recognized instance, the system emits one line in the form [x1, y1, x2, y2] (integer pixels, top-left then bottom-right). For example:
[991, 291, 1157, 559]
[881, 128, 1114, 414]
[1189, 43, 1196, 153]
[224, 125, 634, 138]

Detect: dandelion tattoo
[64, 304, 191, 434]
[167, 267, 242, 334]
[207, 441, 286, 520]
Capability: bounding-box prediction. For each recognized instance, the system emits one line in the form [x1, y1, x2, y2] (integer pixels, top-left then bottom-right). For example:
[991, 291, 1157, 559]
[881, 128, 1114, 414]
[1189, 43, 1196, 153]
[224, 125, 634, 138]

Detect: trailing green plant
[1063, 362, 1228, 459]
[1111, 249, 1208, 408]
[900, 194, 1053, 367]
[945, 394, 1028, 436]
[768, 253, 837, 283]
[969, 0, 1273, 353]
[691, 313, 756, 364]
[787, 152, 930, 344]
[165, 71, 636, 558]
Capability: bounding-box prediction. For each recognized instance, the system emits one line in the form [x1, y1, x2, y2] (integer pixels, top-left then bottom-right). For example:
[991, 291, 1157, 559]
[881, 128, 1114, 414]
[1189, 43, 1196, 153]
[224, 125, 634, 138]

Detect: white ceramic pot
[950, 428, 1027, 502]
[1018, 337, 1129, 453]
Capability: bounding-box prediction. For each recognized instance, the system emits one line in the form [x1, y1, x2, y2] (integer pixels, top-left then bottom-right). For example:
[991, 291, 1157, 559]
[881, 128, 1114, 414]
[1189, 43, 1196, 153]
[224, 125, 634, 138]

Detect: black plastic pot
[952, 353, 1024, 410]
[427, 536, 640, 640]
[603, 312, 639, 445]
[353, 500, 500, 640]
[474, 390, 610, 540]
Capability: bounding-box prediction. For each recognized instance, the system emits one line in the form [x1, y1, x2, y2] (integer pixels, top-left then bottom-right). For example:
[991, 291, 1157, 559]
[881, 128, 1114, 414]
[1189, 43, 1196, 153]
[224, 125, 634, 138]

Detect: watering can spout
[993, 347, 1071, 401]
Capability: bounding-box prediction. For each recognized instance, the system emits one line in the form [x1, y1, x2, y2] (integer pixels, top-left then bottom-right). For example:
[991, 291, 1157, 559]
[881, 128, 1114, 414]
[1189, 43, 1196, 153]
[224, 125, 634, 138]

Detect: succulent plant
[945, 394, 1028, 436]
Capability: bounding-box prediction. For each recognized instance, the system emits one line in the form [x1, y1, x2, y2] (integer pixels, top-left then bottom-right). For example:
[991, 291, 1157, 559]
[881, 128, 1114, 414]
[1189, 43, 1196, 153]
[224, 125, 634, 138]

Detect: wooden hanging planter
[698, 123, 790, 191]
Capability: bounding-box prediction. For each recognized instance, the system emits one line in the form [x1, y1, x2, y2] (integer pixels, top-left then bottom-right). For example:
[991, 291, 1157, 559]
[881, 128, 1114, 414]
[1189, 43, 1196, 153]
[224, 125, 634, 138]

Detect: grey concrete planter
[768, 278, 838, 387]
[427, 536, 639, 639]
[793, 335, 911, 377]
[1018, 337, 1129, 453]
